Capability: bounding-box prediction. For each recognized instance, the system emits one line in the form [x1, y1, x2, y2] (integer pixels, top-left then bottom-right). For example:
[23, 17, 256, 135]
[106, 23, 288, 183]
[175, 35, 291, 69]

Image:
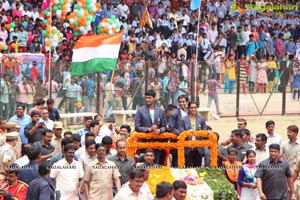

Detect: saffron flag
[190, 0, 201, 10]
[140, 4, 153, 29]
[71, 31, 123, 75]
[41, 0, 50, 11]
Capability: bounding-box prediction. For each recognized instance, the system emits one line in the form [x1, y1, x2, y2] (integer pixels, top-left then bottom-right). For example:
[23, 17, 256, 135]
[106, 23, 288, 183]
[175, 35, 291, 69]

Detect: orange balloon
[112, 27, 116, 32]
[51, 28, 57, 34]
[61, 15, 66, 21]
[103, 18, 109, 23]
[62, 5, 67, 10]
[47, 18, 51, 23]
[45, 41, 51, 46]
[5, 24, 10, 30]
[0, 43, 4, 50]
[11, 43, 15, 48]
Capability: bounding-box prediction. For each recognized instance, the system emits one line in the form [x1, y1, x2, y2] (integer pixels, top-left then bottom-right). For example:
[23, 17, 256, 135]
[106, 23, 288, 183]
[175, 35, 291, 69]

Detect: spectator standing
[255, 144, 294, 200]
[84, 143, 121, 200]
[224, 54, 236, 94]
[237, 150, 259, 200]
[206, 74, 221, 115]
[50, 144, 84, 200]
[26, 163, 55, 200]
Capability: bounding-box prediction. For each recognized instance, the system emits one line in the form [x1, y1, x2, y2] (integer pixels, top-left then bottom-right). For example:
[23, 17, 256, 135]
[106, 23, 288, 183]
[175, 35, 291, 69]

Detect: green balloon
[56, 30, 60, 34]
[74, 31, 79, 36]
[53, 58, 58, 63]
[57, 5, 62, 9]
[77, 12, 82, 18]
[86, 0, 91, 4]
[74, 21, 79, 26]
[42, 30, 47, 36]
[43, 20, 48, 25]
[50, 34, 54, 39]
[77, 97, 82, 102]
[59, 0, 63, 5]
[10, 22, 15, 28]
[43, 10, 49, 16]
[74, 5, 79, 10]
[87, 7, 93, 13]
[86, 16, 92, 21]
[108, 19, 113, 25]
[111, 15, 116, 20]
[53, 6, 58, 11]
[3, 45, 7, 51]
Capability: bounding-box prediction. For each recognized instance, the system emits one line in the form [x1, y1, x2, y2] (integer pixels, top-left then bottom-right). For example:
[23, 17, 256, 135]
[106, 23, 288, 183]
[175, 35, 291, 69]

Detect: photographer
[24, 111, 46, 144]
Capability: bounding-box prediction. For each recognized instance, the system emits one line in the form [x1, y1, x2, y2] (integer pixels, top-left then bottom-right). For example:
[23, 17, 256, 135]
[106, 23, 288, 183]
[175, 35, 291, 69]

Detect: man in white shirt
[39, 109, 54, 130]
[113, 169, 153, 200]
[265, 120, 282, 148]
[50, 144, 84, 200]
[117, 0, 129, 19]
[254, 133, 269, 164]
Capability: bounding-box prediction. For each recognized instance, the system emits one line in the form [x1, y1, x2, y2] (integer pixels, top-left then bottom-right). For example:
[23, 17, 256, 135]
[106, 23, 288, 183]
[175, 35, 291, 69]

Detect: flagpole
[194, 6, 201, 101]
[48, 3, 52, 99]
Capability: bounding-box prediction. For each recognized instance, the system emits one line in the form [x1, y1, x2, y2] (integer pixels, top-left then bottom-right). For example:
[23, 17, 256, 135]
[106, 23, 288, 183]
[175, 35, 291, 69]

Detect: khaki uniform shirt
[84, 159, 120, 200]
[51, 136, 62, 154]
[0, 143, 16, 179]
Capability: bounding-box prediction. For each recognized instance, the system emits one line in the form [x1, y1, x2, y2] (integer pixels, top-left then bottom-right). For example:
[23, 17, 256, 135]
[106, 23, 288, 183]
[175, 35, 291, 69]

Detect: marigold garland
[177, 131, 218, 168]
[126, 131, 218, 168]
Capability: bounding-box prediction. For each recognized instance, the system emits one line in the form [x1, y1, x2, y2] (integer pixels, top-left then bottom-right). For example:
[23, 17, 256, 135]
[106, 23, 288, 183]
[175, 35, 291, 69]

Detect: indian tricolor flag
[72, 31, 123, 75]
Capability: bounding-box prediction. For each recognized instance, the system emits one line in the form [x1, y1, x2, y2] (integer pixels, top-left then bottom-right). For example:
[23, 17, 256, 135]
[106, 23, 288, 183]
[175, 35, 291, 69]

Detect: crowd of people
[1, 0, 300, 122]
[0, 89, 298, 199]
[0, 0, 300, 199]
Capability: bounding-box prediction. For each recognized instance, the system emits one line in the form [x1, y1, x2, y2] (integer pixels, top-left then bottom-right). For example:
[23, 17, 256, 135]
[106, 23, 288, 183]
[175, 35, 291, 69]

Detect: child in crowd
[248, 55, 257, 93]
[256, 57, 267, 93]
[223, 148, 242, 190]
[266, 55, 277, 93]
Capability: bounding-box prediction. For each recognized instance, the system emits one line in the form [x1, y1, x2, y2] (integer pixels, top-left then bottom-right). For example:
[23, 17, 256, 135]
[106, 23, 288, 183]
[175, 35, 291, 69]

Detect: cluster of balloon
[43, 26, 64, 50]
[67, 1, 101, 36]
[97, 15, 121, 34]
[0, 42, 8, 51]
[53, 0, 73, 21]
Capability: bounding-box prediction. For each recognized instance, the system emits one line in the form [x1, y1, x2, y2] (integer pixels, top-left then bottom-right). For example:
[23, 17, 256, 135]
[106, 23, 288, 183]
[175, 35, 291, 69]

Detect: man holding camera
[24, 111, 46, 144]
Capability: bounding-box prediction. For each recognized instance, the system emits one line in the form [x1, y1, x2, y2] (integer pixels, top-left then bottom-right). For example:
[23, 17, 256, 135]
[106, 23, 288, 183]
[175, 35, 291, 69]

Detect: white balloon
[52, 42, 58, 47]
[107, 24, 112, 29]
[56, 10, 62, 18]
[108, 29, 113, 34]
[101, 22, 107, 27]
[54, 0, 59, 4]
[69, 18, 75, 24]
[93, 7, 97, 12]
[82, 30, 88, 35]
[67, 8, 71, 12]
[116, 28, 120, 32]
[79, 26, 85, 32]
[78, 2, 82, 7]
[53, 34, 59, 42]
[112, 23, 116, 28]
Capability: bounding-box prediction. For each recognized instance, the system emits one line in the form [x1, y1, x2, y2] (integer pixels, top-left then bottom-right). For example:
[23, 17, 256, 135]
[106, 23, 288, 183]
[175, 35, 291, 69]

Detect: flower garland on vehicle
[126, 131, 218, 167]
[126, 132, 178, 158]
[177, 131, 218, 168]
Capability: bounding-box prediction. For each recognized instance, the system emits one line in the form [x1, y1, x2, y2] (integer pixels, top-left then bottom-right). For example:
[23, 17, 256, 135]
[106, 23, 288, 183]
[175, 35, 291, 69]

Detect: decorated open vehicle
[126, 131, 239, 200]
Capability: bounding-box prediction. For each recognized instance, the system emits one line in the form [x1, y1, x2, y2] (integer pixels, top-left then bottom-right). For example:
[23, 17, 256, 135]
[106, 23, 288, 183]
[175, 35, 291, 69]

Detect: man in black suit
[168, 95, 188, 167]
[134, 90, 167, 165]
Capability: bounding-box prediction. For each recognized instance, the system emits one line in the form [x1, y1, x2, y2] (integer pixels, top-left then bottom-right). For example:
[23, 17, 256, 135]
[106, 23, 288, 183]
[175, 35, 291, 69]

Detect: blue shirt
[18, 162, 39, 185]
[9, 115, 32, 144]
[246, 40, 258, 56]
[26, 176, 55, 200]
[48, 108, 60, 121]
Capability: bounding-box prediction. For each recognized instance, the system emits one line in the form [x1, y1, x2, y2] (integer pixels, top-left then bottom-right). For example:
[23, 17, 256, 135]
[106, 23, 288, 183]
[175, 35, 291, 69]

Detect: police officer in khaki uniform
[0, 132, 19, 180]
[6, 122, 22, 159]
